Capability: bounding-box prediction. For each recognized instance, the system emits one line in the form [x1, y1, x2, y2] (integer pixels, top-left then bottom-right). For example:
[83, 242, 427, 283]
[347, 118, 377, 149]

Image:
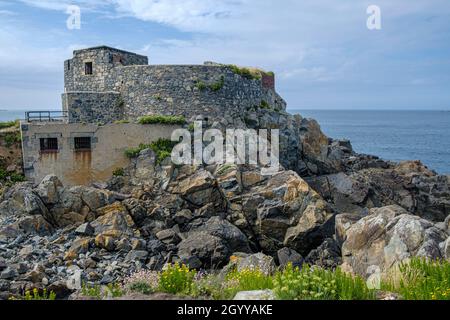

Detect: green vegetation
[274, 264, 374, 300]
[4, 132, 21, 147]
[158, 263, 196, 295]
[195, 80, 208, 91]
[125, 138, 176, 164]
[0, 167, 25, 183]
[138, 115, 186, 125]
[81, 282, 123, 299]
[128, 281, 155, 295]
[187, 123, 195, 132]
[112, 168, 125, 177]
[209, 76, 225, 91]
[259, 100, 270, 110]
[195, 76, 225, 92]
[382, 258, 450, 300]
[12, 288, 56, 300]
[77, 259, 450, 300]
[227, 65, 262, 80]
[81, 283, 102, 298]
[223, 268, 273, 299]
[0, 120, 19, 130]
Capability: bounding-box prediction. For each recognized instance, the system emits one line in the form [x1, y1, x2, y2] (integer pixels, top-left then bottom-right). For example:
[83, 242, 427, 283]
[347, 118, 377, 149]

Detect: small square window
[85, 62, 93, 75]
[74, 137, 91, 151]
[40, 138, 58, 152]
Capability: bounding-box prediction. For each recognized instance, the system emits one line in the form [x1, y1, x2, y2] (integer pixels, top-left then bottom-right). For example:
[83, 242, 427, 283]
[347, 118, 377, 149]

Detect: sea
[290, 110, 450, 175]
[1, 109, 449, 175]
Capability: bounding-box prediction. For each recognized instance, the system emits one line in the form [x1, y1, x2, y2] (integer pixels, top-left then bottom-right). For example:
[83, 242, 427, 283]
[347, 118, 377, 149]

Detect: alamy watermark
[367, 5, 382, 30]
[170, 121, 280, 176]
[66, 5, 81, 30]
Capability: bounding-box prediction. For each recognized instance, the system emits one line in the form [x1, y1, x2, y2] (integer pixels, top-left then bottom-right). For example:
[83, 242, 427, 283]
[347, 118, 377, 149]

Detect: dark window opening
[85, 62, 93, 75]
[40, 138, 58, 152]
[74, 137, 91, 151]
[67, 61, 70, 71]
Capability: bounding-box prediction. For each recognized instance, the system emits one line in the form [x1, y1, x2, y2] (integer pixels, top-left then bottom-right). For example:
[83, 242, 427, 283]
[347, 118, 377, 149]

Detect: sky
[0, 0, 449, 110]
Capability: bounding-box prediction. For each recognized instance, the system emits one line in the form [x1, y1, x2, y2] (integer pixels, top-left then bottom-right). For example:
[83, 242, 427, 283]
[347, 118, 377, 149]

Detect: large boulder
[0, 183, 49, 218]
[236, 253, 276, 275]
[177, 231, 230, 269]
[231, 170, 335, 256]
[34, 175, 63, 205]
[341, 205, 448, 278]
[171, 169, 224, 208]
[310, 161, 450, 222]
[193, 216, 251, 253]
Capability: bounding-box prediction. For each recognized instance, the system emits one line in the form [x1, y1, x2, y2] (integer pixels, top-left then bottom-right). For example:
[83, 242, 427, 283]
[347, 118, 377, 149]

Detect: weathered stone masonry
[21, 45, 287, 186]
[63, 46, 286, 123]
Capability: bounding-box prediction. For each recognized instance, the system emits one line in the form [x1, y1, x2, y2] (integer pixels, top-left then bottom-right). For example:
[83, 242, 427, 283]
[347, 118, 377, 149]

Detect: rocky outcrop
[341, 205, 449, 278]
[1, 105, 449, 299]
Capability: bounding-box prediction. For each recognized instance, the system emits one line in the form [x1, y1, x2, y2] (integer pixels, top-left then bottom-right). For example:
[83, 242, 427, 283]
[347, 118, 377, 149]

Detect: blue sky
[0, 0, 449, 110]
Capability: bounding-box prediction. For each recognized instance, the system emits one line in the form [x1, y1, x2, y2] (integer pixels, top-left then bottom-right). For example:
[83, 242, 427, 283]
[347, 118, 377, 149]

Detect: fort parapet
[63, 46, 285, 123]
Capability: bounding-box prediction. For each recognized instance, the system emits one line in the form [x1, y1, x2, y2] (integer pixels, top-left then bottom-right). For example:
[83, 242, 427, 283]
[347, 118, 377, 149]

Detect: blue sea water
[2, 109, 449, 174]
[290, 110, 450, 175]
[0, 109, 30, 121]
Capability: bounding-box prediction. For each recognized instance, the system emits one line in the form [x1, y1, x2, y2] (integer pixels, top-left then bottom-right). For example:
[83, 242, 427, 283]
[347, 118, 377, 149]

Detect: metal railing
[25, 111, 68, 122]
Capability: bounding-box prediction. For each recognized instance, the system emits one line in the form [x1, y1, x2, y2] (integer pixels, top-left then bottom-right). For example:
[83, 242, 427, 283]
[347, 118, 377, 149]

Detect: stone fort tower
[62, 46, 286, 123]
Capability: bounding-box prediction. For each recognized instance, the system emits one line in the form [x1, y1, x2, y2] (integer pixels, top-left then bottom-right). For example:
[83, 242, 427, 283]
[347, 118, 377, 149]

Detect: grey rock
[156, 229, 181, 245]
[178, 231, 230, 269]
[277, 247, 303, 268]
[305, 238, 342, 269]
[233, 289, 275, 300]
[75, 223, 95, 236]
[0, 267, 17, 280]
[125, 250, 148, 262]
[237, 253, 276, 275]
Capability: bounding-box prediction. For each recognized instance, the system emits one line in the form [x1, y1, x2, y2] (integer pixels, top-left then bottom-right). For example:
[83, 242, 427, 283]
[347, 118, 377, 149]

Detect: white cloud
[3, 0, 450, 109]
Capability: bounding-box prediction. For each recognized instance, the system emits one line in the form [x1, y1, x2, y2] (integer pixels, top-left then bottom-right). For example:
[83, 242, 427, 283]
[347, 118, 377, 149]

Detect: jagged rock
[75, 222, 95, 236]
[132, 148, 156, 182]
[0, 267, 17, 280]
[91, 202, 136, 237]
[177, 231, 230, 269]
[443, 237, 450, 260]
[174, 209, 193, 225]
[237, 170, 335, 256]
[122, 198, 148, 226]
[233, 290, 275, 300]
[335, 213, 365, 246]
[277, 247, 303, 268]
[236, 253, 276, 275]
[125, 250, 148, 262]
[311, 161, 450, 222]
[64, 238, 91, 261]
[341, 205, 448, 278]
[172, 169, 223, 208]
[193, 216, 251, 253]
[305, 238, 342, 269]
[17, 216, 54, 236]
[35, 175, 63, 205]
[0, 183, 49, 218]
[156, 229, 181, 245]
[76, 186, 111, 213]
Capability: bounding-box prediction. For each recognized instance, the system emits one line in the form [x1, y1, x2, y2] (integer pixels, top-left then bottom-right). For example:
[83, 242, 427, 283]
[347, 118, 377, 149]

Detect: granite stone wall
[64, 46, 148, 92]
[113, 65, 285, 120]
[63, 47, 286, 124]
[62, 91, 123, 124]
